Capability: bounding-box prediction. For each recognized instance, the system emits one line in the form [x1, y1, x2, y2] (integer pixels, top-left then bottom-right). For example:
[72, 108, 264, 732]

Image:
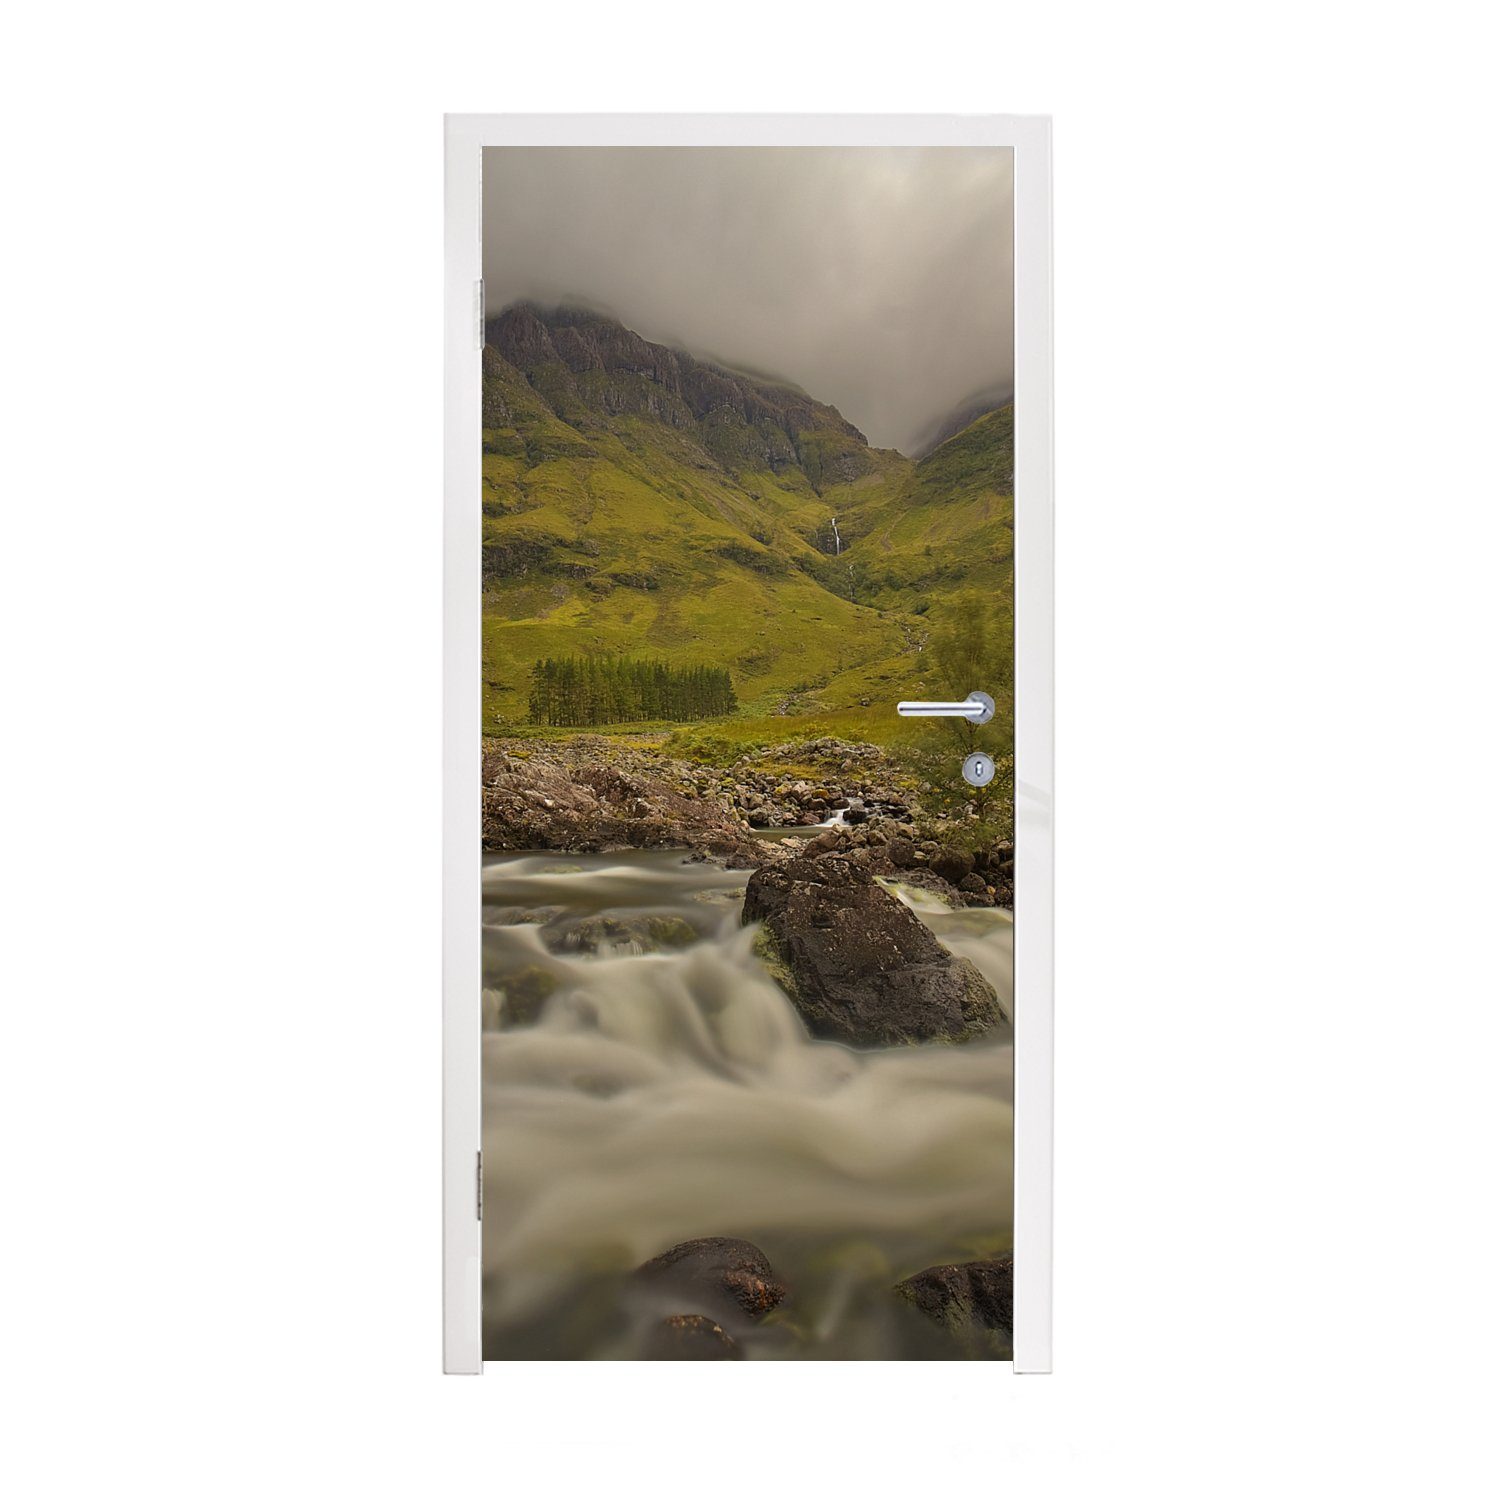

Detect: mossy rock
[546, 913, 699, 956]
[493, 965, 558, 1028]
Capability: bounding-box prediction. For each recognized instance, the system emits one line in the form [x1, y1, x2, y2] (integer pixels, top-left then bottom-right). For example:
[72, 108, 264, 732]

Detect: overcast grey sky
[482, 148, 1012, 456]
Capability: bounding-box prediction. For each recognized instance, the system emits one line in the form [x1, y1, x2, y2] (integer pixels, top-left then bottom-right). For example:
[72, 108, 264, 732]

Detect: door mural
[480, 147, 1015, 1359]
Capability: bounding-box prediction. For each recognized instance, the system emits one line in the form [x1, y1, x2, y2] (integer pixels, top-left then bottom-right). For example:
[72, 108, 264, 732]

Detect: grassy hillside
[481, 304, 1013, 756]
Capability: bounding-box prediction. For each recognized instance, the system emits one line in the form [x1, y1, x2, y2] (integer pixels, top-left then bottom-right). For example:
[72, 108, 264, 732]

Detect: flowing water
[481, 849, 1013, 1360]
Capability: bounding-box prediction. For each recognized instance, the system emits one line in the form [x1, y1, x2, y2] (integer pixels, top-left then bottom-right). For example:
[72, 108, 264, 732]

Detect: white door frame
[442, 113, 1053, 1373]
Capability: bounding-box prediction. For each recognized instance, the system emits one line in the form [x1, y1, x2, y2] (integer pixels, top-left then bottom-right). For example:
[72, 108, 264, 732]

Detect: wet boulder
[894, 1258, 1013, 1344]
[634, 1237, 787, 1322]
[643, 1313, 744, 1361]
[742, 854, 1002, 1046]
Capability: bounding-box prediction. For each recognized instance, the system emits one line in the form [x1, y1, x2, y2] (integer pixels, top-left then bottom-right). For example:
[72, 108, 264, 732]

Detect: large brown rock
[742, 854, 1002, 1046]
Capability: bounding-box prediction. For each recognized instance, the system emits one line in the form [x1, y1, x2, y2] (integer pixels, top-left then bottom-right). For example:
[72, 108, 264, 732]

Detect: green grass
[480, 327, 1015, 776]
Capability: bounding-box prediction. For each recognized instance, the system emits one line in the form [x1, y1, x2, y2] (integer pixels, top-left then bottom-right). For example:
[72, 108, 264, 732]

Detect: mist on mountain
[482, 147, 1013, 456]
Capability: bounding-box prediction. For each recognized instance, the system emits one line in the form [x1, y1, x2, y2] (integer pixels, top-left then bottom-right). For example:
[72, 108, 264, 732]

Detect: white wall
[5, 4, 1496, 1495]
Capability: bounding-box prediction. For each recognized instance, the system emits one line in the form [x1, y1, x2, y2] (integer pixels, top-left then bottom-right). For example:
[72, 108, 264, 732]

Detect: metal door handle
[896, 690, 994, 725]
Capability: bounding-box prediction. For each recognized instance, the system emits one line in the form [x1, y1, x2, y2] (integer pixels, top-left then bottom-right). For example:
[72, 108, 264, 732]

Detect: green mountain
[481, 303, 1013, 745]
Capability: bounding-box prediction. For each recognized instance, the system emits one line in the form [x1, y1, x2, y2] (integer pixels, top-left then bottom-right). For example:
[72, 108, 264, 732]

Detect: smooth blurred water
[481, 850, 1013, 1360]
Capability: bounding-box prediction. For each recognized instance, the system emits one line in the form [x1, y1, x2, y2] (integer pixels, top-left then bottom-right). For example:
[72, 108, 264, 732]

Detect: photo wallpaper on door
[479, 147, 1015, 1360]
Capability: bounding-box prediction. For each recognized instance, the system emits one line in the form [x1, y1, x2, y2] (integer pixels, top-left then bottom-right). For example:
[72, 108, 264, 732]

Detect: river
[481, 848, 1013, 1359]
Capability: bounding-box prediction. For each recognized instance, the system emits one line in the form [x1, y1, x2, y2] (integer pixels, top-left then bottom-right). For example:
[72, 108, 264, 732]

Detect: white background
[4, 4, 1497, 1496]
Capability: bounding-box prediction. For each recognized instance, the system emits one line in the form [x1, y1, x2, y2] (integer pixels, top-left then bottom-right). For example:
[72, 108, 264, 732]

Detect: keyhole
[962, 752, 995, 788]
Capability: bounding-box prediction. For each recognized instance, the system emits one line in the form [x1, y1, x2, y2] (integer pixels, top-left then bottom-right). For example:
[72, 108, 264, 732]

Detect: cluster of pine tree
[528, 656, 737, 726]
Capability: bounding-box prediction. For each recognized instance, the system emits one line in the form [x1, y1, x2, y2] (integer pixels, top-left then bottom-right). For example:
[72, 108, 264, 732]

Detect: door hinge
[476, 1150, 483, 1221]
[475, 279, 485, 350]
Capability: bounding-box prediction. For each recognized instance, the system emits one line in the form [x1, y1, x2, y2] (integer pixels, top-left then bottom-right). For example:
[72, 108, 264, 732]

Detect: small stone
[932, 848, 975, 885]
[643, 1314, 743, 1361]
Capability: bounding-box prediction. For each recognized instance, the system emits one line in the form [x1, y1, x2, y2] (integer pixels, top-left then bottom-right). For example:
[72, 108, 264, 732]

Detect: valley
[480, 302, 1013, 758]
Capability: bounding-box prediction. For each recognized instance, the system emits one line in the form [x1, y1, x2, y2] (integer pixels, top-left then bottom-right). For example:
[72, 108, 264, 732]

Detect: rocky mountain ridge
[486, 302, 876, 490]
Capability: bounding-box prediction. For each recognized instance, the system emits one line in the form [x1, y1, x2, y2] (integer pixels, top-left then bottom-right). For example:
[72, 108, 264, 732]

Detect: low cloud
[483, 147, 1012, 455]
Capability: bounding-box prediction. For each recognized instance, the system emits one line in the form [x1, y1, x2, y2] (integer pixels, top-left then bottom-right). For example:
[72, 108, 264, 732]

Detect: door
[448, 119, 1051, 1366]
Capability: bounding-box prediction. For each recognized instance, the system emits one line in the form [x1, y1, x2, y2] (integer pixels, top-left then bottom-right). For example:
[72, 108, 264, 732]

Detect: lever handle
[897, 700, 984, 716]
[896, 689, 994, 725]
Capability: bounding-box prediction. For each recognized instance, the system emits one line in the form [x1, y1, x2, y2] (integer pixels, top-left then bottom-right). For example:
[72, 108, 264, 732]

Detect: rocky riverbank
[482, 734, 1013, 909]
